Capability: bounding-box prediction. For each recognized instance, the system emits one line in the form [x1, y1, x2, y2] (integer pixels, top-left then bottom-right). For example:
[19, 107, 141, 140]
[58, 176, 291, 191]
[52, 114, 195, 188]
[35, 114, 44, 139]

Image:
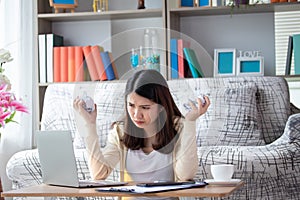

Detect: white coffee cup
[211, 164, 234, 181]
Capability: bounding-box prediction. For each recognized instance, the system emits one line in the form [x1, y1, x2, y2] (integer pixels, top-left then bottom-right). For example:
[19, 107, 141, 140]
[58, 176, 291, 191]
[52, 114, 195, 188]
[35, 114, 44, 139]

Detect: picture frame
[49, 0, 78, 13]
[214, 48, 236, 77]
[236, 56, 264, 76]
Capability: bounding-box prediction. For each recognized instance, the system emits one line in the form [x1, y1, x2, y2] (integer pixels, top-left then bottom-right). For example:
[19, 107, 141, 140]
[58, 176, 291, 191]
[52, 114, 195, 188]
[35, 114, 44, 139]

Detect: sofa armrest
[272, 113, 300, 145]
[6, 148, 120, 190]
[6, 149, 42, 189]
[290, 103, 300, 115]
[197, 114, 300, 199]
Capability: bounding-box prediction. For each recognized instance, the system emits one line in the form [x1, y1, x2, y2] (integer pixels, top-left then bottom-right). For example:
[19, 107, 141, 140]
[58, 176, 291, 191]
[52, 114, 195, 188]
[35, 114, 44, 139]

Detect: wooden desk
[1, 182, 244, 198]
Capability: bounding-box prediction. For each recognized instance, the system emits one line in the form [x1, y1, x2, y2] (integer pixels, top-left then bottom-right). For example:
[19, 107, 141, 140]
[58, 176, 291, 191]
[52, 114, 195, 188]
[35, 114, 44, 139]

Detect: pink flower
[0, 83, 28, 129]
[10, 100, 28, 113]
[0, 109, 11, 128]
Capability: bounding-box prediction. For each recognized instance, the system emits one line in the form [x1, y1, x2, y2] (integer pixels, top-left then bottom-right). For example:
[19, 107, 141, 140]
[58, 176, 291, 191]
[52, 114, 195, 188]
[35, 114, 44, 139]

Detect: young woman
[73, 69, 210, 185]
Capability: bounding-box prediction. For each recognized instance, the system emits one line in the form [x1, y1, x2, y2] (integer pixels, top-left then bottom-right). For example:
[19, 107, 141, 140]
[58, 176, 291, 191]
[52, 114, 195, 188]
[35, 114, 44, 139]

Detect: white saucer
[204, 179, 242, 185]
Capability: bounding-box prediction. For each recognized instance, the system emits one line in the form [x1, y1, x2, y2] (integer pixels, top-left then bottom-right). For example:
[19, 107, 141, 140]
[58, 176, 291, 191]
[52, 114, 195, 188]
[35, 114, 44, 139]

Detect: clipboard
[95, 182, 208, 193]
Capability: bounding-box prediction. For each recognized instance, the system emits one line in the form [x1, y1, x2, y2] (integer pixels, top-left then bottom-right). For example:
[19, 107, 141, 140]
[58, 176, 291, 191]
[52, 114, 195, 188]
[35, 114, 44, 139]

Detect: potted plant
[227, 0, 262, 14]
[229, 0, 250, 7]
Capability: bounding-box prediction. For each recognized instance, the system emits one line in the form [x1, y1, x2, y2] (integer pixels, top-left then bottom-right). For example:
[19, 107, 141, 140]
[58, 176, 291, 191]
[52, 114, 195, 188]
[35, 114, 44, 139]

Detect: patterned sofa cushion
[73, 82, 126, 148]
[255, 77, 291, 143]
[40, 83, 77, 141]
[220, 84, 263, 145]
[41, 82, 126, 149]
[168, 79, 264, 146]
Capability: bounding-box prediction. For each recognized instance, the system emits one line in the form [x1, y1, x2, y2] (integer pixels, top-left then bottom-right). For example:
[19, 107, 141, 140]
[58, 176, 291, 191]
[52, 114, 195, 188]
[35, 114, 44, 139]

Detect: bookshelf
[35, 0, 166, 126]
[169, 2, 300, 16]
[38, 9, 163, 21]
[35, 0, 300, 127]
[166, 1, 300, 79]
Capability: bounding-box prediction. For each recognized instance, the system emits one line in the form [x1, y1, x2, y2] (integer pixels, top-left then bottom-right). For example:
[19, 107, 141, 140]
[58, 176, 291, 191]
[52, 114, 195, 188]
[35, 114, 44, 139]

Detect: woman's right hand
[73, 97, 97, 124]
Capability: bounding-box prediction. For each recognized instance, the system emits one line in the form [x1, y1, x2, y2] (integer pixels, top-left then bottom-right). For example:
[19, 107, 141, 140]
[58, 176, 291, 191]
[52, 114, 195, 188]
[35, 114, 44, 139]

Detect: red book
[60, 46, 68, 82]
[53, 47, 61, 82]
[68, 46, 75, 82]
[91, 45, 107, 81]
[177, 39, 190, 78]
[82, 46, 99, 81]
[74, 46, 84, 82]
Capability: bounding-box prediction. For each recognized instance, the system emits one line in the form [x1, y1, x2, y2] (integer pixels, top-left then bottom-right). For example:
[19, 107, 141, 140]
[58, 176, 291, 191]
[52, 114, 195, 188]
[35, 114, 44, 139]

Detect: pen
[108, 188, 135, 192]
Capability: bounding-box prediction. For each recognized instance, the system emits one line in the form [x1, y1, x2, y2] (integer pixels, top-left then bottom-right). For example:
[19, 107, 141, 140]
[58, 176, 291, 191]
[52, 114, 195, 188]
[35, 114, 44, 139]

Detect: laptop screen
[36, 130, 81, 187]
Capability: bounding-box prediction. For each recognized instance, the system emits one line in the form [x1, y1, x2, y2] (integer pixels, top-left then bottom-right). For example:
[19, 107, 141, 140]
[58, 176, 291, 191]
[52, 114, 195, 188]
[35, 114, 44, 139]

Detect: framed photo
[214, 49, 236, 77]
[236, 56, 264, 76]
[49, 0, 78, 13]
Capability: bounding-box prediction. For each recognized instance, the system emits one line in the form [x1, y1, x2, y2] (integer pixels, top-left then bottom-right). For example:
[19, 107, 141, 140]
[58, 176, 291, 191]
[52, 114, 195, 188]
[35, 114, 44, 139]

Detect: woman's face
[127, 92, 161, 130]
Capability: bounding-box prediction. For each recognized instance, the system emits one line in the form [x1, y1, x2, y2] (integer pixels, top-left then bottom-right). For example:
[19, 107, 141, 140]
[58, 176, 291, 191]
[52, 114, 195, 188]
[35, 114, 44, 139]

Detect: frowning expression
[127, 92, 161, 129]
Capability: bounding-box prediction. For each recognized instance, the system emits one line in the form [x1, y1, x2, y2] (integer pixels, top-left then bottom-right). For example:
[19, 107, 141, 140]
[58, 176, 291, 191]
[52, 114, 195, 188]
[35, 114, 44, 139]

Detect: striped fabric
[6, 76, 300, 200]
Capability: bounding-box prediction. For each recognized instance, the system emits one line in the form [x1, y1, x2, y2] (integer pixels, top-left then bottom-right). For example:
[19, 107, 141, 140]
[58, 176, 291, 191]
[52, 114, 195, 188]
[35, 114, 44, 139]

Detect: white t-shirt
[126, 149, 177, 200]
[126, 148, 174, 181]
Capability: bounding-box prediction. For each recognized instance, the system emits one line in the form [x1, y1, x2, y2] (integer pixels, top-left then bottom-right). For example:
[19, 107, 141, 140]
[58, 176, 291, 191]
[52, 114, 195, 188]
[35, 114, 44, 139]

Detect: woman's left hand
[185, 96, 210, 121]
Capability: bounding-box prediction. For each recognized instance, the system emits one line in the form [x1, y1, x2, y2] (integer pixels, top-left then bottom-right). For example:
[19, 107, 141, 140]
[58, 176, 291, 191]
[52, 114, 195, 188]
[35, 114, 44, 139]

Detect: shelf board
[170, 2, 300, 16]
[38, 8, 163, 22]
[38, 80, 127, 87]
[280, 75, 300, 82]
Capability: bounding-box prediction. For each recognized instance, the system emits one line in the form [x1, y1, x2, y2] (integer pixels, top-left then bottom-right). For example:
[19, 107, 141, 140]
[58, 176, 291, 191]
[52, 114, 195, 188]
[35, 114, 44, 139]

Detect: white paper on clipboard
[96, 182, 207, 194]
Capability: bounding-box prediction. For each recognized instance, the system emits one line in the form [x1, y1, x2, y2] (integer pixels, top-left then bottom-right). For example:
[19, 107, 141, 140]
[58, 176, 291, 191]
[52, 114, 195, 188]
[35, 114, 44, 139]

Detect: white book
[38, 34, 47, 84]
[46, 34, 64, 83]
[212, 0, 223, 6]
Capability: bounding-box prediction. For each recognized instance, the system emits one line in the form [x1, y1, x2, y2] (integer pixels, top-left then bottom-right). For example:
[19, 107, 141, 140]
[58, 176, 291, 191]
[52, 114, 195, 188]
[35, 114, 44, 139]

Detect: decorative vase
[137, 0, 145, 9]
[234, 0, 249, 5]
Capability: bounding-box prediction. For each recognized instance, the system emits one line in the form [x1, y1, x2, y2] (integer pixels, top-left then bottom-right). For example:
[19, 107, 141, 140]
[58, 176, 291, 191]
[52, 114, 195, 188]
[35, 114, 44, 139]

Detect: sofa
[6, 76, 300, 200]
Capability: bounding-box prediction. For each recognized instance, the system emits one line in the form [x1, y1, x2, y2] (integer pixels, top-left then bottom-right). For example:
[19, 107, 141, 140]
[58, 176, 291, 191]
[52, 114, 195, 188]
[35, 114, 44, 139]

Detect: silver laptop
[36, 130, 127, 188]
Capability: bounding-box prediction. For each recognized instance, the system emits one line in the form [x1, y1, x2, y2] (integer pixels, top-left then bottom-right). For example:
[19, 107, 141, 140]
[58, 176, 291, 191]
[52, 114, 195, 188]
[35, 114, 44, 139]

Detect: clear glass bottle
[150, 29, 160, 72]
[137, 0, 146, 9]
[144, 29, 151, 59]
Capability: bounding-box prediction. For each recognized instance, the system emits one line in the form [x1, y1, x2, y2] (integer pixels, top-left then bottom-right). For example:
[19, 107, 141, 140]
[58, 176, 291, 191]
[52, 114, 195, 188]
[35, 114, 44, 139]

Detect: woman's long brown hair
[121, 69, 183, 154]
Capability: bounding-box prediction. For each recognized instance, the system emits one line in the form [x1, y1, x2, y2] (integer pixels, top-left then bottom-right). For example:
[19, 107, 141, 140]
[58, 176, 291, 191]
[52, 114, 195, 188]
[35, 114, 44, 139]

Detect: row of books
[82, 45, 118, 81]
[170, 38, 204, 79]
[38, 33, 118, 83]
[180, 0, 222, 7]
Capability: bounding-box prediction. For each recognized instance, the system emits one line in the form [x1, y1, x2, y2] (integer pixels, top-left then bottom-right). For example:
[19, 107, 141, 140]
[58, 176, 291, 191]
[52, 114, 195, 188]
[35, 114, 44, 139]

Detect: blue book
[170, 38, 178, 79]
[100, 51, 115, 80]
[183, 48, 204, 78]
[199, 0, 210, 6]
[180, 0, 194, 7]
[293, 34, 300, 75]
[53, 0, 75, 4]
